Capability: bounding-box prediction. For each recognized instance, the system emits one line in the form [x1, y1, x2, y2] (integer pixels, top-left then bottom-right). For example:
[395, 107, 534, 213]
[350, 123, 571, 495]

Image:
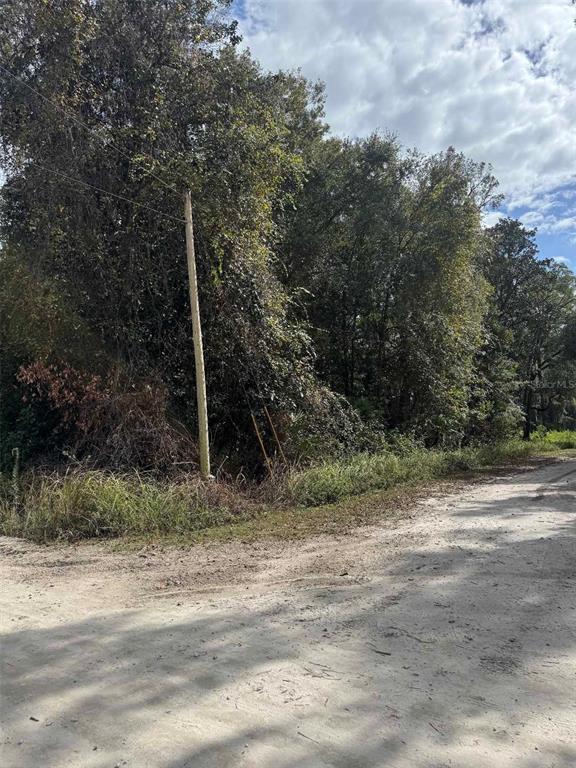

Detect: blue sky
[531, 230, 574, 267]
[232, 0, 576, 268]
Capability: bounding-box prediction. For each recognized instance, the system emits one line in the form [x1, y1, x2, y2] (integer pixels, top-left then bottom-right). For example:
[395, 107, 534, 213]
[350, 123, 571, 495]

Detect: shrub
[15, 361, 199, 472]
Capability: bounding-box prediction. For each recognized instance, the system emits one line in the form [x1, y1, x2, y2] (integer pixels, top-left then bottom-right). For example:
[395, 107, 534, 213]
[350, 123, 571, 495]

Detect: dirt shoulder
[0, 455, 562, 604]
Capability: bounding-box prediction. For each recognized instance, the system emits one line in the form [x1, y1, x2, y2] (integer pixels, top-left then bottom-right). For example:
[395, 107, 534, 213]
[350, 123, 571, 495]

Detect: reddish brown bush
[17, 362, 197, 471]
[77, 383, 198, 471]
[17, 361, 107, 435]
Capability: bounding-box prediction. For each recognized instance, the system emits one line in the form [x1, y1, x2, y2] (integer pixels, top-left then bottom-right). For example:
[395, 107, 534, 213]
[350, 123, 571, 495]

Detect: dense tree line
[1, 0, 575, 473]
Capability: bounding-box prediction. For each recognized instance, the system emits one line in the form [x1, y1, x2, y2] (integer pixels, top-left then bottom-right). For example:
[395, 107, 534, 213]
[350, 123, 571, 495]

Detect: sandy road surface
[1, 458, 576, 768]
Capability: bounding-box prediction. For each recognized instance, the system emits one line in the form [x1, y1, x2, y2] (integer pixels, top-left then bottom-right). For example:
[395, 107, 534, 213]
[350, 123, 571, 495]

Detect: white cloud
[482, 210, 503, 228]
[237, 0, 576, 240]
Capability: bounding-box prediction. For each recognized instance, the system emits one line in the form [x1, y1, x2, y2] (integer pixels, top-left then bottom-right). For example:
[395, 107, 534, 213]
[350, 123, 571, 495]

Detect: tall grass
[286, 440, 538, 506]
[287, 433, 576, 506]
[1, 431, 573, 542]
[0, 471, 252, 542]
[536, 429, 576, 450]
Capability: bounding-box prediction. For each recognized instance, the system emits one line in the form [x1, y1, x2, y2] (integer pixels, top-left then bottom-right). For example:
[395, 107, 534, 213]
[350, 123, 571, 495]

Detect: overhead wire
[25, 160, 185, 223]
[0, 61, 183, 198]
[1, 0, 227, 200]
[2, 12, 285, 466]
[31, 0, 200, 188]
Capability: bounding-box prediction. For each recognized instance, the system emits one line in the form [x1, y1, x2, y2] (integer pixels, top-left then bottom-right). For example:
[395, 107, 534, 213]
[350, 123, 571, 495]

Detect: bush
[12, 360, 200, 472]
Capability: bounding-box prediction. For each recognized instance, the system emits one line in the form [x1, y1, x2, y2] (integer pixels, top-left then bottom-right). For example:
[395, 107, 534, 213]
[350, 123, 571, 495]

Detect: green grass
[285, 440, 541, 506]
[1, 432, 574, 543]
[535, 429, 576, 450]
[0, 471, 251, 543]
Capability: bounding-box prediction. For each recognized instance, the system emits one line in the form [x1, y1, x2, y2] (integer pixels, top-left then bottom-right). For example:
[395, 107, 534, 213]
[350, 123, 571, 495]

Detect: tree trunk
[522, 387, 533, 441]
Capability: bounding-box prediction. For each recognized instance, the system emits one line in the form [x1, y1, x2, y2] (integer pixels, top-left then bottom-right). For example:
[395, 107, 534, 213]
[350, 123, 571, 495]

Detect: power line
[0, 61, 182, 198]
[21, 3, 201, 194]
[25, 160, 185, 224]
[5, 0, 206, 191]
[36, 0, 201, 189]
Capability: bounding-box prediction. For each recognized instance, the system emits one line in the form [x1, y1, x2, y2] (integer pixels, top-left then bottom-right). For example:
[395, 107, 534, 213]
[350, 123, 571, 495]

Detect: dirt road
[1, 458, 576, 767]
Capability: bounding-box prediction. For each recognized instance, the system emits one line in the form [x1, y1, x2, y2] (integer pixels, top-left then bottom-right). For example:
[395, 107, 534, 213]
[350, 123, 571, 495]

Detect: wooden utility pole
[183, 190, 211, 479]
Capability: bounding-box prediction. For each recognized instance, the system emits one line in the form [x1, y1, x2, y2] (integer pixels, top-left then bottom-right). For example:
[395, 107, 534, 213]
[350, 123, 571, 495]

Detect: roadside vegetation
[1, 2, 576, 546]
[2, 432, 574, 543]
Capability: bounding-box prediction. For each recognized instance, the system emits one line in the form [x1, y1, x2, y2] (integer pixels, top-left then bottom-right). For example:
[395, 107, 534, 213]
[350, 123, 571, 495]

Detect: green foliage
[287, 451, 429, 505]
[0, 0, 332, 468]
[0, 247, 105, 469]
[5, 435, 571, 542]
[533, 429, 576, 450]
[279, 137, 499, 444]
[481, 219, 576, 440]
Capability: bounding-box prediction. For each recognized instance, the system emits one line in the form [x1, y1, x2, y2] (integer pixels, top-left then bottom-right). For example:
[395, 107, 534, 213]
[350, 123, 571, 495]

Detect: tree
[0, 0, 331, 467]
[482, 218, 576, 439]
[278, 137, 500, 445]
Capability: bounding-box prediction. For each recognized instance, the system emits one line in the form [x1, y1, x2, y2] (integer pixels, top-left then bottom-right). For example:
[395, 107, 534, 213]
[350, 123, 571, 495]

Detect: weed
[285, 438, 558, 506]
